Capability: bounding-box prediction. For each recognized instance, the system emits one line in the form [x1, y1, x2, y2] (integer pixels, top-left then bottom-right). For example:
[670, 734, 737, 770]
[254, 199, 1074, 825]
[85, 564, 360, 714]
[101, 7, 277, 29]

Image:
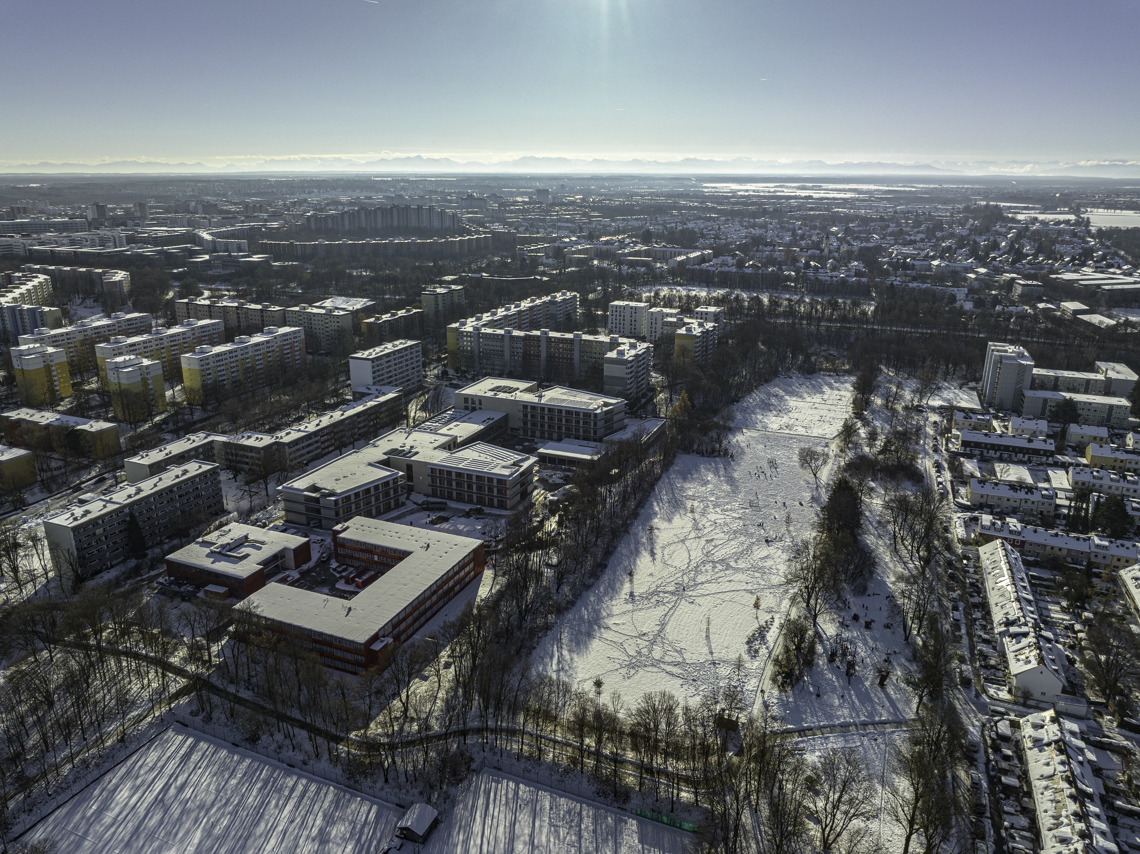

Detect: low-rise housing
[1008, 416, 1049, 437]
[967, 479, 1056, 522]
[0, 408, 120, 458]
[0, 445, 36, 490]
[952, 411, 993, 432]
[960, 514, 1139, 570]
[277, 446, 404, 529]
[1068, 467, 1140, 500]
[979, 540, 1067, 699]
[1086, 443, 1140, 474]
[955, 430, 1056, 462]
[236, 518, 484, 672]
[1020, 710, 1118, 854]
[165, 523, 311, 599]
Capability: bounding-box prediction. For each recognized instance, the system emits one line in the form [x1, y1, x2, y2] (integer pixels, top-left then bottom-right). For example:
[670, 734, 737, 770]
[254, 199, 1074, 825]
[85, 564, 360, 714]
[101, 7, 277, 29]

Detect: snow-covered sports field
[425, 770, 691, 854]
[22, 728, 401, 854]
[534, 375, 854, 707]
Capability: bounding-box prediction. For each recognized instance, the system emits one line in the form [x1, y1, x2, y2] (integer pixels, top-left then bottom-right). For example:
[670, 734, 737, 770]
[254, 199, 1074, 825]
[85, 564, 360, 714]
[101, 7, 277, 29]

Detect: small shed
[203, 584, 229, 601]
[395, 803, 439, 843]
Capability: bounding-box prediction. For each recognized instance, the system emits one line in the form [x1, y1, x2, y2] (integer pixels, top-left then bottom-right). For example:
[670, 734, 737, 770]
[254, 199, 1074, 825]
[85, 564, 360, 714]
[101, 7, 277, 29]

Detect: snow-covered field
[425, 770, 691, 854]
[927, 386, 981, 411]
[22, 728, 401, 854]
[534, 375, 853, 706]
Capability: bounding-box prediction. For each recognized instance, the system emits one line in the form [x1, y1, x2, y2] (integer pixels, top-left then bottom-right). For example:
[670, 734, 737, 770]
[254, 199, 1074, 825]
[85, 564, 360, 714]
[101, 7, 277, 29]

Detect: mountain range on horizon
[2, 154, 1140, 179]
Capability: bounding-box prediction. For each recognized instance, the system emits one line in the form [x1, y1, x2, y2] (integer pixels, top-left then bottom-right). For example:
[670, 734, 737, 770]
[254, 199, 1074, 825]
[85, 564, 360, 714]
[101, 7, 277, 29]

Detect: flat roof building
[105, 355, 167, 422]
[165, 523, 312, 599]
[277, 446, 405, 529]
[421, 283, 465, 323]
[93, 318, 225, 386]
[11, 343, 72, 406]
[348, 340, 423, 392]
[456, 378, 627, 441]
[236, 518, 484, 672]
[981, 342, 1034, 412]
[43, 461, 224, 578]
[955, 430, 1056, 462]
[608, 301, 648, 338]
[19, 311, 153, 370]
[363, 307, 423, 344]
[181, 326, 306, 407]
[284, 305, 353, 353]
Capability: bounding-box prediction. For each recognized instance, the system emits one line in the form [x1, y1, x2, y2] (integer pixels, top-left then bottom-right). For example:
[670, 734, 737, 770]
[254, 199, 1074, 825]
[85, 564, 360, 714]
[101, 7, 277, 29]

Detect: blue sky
[3, 0, 1139, 168]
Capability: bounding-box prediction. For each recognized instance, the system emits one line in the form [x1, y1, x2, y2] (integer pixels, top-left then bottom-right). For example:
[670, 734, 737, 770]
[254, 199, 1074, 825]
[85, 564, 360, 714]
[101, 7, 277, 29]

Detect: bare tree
[807, 747, 877, 854]
[798, 446, 830, 484]
[1084, 614, 1140, 717]
[785, 536, 842, 628]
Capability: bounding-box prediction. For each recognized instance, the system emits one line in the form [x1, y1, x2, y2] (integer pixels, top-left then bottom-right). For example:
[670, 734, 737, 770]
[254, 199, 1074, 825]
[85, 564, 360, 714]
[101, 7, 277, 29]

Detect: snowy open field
[534, 375, 854, 707]
[424, 770, 691, 854]
[22, 728, 401, 854]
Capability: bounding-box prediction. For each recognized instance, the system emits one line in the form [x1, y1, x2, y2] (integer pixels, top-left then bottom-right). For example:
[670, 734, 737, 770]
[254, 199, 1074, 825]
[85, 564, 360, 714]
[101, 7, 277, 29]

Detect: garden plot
[22, 727, 401, 854]
[534, 375, 853, 707]
[424, 769, 690, 854]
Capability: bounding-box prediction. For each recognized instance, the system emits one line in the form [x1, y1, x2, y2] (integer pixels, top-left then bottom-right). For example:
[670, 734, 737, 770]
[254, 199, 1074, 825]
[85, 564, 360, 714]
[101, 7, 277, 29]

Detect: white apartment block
[175, 297, 287, 331]
[979, 540, 1067, 700]
[284, 305, 354, 353]
[952, 411, 993, 432]
[1021, 389, 1133, 428]
[181, 326, 306, 403]
[94, 318, 225, 385]
[967, 479, 1056, 521]
[608, 301, 648, 338]
[348, 340, 423, 391]
[694, 305, 725, 325]
[421, 283, 466, 321]
[646, 307, 681, 342]
[981, 342, 1034, 411]
[1031, 367, 1105, 395]
[19, 312, 153, 366]
[457, 378, 627, 441]
[1095, 360, 1138, 398]
[603, 342, 653, 401]
[277, 445, 405, 529]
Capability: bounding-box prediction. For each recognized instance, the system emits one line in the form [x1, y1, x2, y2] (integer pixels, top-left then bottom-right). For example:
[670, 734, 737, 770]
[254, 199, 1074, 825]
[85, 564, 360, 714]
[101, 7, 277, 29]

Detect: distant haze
[2, 0, 1138, 175]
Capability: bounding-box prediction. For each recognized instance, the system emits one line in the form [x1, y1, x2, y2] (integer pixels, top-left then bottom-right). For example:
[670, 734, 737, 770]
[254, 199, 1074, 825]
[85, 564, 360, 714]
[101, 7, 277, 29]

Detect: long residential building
[0, 408, 121, 458]
[181, 326, 306, 405]
[0, 272, 61, 342]
[954, 430, 1056, 462]
[19, 312, 153, 370]
[175, 297, 287, 331]
[1021, 389, 1133, 428]
[446, 290, 578, 360]
[43, 461, 224, 577]
[978, 540, 1067, 700]
[348, 340, 423, 391]
[11, 343, 72, 406]
[457, 378, 627, 441]
[1020, 711, 1118, 854]
[20, 264, 129, 304]
[94, 318, 225, 385]
[236, 519, 484, 673]
[958, 513, 1139, 571]
[122, 390, 405, 481]
[450, 324, 650, 400]
[966, 479, 1056, 522]
[363, 307, 422, 343]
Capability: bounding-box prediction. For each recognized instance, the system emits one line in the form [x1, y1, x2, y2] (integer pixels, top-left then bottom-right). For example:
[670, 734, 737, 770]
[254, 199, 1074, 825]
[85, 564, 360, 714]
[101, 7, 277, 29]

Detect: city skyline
[3, 0, 1139, 174]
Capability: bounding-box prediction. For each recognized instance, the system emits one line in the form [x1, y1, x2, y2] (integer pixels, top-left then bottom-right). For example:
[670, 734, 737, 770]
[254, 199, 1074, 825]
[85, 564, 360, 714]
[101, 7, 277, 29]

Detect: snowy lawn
[22, 728, 401, 854]
[424, 769, 691, 854]
[534, 375, 853, 707]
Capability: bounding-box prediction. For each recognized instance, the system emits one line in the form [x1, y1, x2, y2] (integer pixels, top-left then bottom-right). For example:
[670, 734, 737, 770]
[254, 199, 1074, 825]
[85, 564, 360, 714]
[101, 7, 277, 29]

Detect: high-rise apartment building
[19, 312, 153, 370]
[11, 343, 72, 406]
[105, 356, 167, 421]
[181, 326, 306, 406]
[981, 343, 1034, 411]
[348, 340, 423, 391]
[94, 318, 224, 386]
[608, 301, 648, 338]
[284, 305, 354, 353]
[421, 283, 466, 322]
